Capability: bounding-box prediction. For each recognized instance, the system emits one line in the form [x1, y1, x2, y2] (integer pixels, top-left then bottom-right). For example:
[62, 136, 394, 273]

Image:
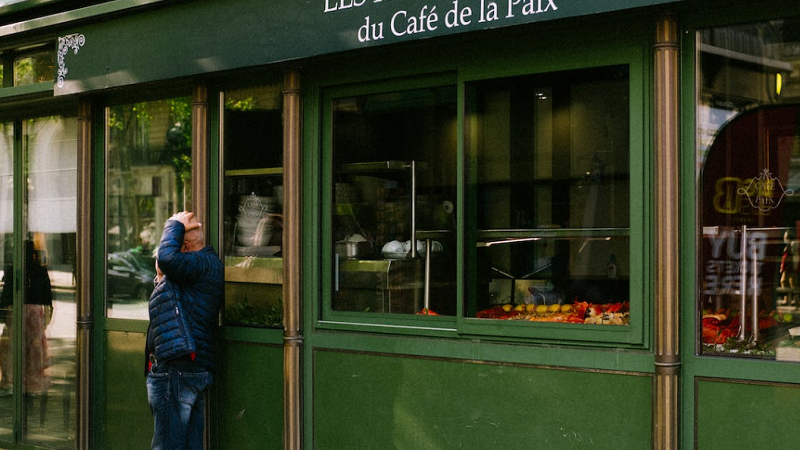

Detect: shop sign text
[324, 0, 559, 43]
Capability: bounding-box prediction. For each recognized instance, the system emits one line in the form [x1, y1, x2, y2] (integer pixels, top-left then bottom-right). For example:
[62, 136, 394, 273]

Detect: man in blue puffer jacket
[145, 211, 223, 450]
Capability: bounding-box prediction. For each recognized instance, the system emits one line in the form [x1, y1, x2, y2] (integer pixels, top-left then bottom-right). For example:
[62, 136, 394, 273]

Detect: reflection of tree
[107, 98, 192, 252]
[108, 99, 191, 167]
[225, 96, 256, 111]
[13, 52, 55, 86]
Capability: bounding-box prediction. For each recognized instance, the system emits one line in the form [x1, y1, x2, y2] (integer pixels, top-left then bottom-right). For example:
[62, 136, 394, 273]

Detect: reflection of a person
[0, 240, 53, 394]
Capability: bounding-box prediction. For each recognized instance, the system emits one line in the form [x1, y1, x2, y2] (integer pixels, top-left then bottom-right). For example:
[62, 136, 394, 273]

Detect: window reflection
[698, 19, 800, 359]
[466, 66, 631, 325]
[330, 85, 458, 316]
[0, 121, 12, 443]
[222, 85, 285, 328]
[106, 98, 191, 320]
[0, 116, 78, 448]
[13, 51, 55, 86]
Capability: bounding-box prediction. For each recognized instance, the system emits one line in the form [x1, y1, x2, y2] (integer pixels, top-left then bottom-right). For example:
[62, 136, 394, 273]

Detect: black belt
[152, 353, 200, 372]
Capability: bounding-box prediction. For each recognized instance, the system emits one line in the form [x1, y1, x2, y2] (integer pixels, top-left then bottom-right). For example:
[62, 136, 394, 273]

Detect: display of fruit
[476, 300, 630, 326]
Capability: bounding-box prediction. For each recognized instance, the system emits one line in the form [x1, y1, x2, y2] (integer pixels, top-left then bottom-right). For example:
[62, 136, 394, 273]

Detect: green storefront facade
[0, 0, 795, 449]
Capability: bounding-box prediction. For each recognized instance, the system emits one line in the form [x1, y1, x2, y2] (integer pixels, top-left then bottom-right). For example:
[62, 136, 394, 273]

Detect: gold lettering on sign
[737, 169, 794, 213]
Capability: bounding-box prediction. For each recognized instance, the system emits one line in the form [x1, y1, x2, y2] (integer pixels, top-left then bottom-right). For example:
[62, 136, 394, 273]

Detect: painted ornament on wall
[57, 33, 86, 88]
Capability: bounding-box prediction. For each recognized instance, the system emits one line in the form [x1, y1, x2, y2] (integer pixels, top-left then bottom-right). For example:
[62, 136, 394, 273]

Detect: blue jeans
[146, 368, 212, 450]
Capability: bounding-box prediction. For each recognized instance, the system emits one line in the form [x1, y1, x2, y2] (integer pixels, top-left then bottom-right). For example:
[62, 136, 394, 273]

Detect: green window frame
[319, 73, 459, 335]
[316, 46, 649, 348]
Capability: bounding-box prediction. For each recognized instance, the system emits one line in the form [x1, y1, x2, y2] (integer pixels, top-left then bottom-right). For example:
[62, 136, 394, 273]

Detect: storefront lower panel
[217, 340, 284, 450]
[104, 331, 152, 450]
[312, 349, 652, 449]
[695, 378, 800, 449]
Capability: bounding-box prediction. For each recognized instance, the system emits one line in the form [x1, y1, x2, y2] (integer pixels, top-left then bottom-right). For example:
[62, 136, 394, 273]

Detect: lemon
[514, 304, 526, 311]
[535, 304, 548, 314]
[560, 304, 573, 313]
[526, 304, 535, 313]
[548, 304, 560, 313]
[502, 304, 512, 312]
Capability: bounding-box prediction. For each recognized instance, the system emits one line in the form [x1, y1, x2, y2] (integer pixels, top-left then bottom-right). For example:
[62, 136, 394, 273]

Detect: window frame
[458, 50, 649, 346]
[102, 92, 194, 322]
[316, 47, 650, 348]
[318, 73, 459, 336]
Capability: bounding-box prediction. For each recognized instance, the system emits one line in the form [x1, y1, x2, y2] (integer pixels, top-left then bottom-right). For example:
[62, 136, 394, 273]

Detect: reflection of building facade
[107, 164, 178, 253]
[0, 0, 798, 449]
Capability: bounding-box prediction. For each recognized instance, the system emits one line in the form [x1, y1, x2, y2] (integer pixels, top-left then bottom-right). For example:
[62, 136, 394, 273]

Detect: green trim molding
[54, 0, 684, 94]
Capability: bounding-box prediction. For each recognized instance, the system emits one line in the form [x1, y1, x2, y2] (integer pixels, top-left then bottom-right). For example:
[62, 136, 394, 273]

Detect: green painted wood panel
[697, 379, 800, 449]
[313, 350, 651, 449]
[104, 331, 152, 450]
[217, 340, 284, 450]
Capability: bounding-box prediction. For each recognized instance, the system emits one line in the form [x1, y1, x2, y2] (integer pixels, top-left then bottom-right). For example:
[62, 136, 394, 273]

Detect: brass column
[283, 67, 303, 450]
[654, 13, 680, 450]
[192, 83, 209, 230]
[76, 98, 93, 449]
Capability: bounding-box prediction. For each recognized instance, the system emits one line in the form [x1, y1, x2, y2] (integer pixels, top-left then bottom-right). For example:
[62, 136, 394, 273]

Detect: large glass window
[328, 82, 458, 317]
[106, 97, 192, 320]
[0, 116, 77, 449]
[320, 62, 641, 340]
[697, 19, 800, 360]
[221, 84, 284, 328]
[465, 66, 631, 327]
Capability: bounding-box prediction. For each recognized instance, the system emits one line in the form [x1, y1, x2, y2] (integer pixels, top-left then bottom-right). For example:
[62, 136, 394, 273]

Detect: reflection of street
[48, 294, 76, 340]
[107, 299, 150, 321]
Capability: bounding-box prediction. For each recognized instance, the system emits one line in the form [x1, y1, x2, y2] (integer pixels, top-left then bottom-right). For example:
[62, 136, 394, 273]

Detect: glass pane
[13, 51, 55, 86]
[465, 66, 631, 324]
[0, 122, 12, 442]
[22, 116, 77, 447]
[222, 85, 284, 328]
[697, 20, 800, 360]
[330, 85, 458, 315]
[106, 98, 192, 319]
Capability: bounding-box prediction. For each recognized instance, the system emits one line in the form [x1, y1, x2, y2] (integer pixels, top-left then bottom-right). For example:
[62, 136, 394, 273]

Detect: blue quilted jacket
[148, 275, 194, 364]
[147, 219, 223, 372]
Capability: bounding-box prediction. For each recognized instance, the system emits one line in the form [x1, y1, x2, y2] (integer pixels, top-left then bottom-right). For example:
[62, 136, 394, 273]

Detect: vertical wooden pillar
[283, 67, 303, 450]
[654, 13, 680, 450]
[192, 83, 209, 232]
[76, 98, 93, 450]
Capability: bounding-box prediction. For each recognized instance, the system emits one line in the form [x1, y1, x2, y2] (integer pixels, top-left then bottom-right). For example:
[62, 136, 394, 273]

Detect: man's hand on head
[169, 211, 202, 232]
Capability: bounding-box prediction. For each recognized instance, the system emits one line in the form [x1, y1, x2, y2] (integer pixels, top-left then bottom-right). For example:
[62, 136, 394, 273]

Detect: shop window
[13, 49, 54, 86]
[105, 97, 192, 320]
[464, 65, 631, 331]
[320, 62, 643, 341]
[0, 43, 56, 88]
[221, 84, 284, 328]
[697, 18, 800, 360]
[325, 80, 458, 320]
[0, 115, 78, 447]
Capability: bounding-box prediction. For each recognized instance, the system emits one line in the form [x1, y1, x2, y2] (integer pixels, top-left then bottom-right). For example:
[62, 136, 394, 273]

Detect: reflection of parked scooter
[107, 251, 157, 302]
